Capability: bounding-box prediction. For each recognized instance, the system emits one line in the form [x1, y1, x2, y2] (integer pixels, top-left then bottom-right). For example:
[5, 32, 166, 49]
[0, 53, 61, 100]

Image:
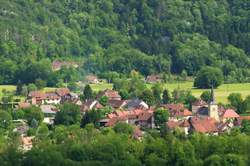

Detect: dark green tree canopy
[194, 66, 223, 89]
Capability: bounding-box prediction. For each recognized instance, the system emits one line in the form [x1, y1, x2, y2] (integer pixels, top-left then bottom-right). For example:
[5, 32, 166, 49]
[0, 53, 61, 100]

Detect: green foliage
[151, 83, 163, 105]
[0, 111, 12, 129]
[154, 108, 169, 126]
[99, 96, 108, 106]
[35, 79, 46, 90]
[228, 93, 246, 114]
[113, 122, 133, 135]
[194, 67, 223, 89]
[81, 109, 102, 128]
[83, 84, 93, 100]
[162, 89, 171, 104]
[23, 106, 44, 126]
[140, 89, 155, 106]
[0, 0, 249, 85]
[54, 103, 81, 126]
[200, 91, 211, 103]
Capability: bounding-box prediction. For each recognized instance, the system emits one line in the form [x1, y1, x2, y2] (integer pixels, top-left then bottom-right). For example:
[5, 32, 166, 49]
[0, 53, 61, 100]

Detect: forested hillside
[0, 0, 250, 85]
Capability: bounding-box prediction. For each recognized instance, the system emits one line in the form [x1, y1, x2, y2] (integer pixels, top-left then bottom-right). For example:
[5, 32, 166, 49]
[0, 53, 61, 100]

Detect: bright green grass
[90, 82, 250, 103]
[152, 82, 250, 103]
[0, 85, 16, 97]
[90, 83, 113, 92]
[1, 82, 249, 104]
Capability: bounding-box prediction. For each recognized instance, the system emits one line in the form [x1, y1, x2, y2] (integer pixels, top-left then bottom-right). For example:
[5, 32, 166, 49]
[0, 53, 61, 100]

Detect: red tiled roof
[45, 92, 60, 100]
[192, 99, 207, 106]
[98, 89, 121, 100]
[167, 120, 181, 129]
[56, 88, 70, 97]
[138, 112, 153, 121]
[190, 117, 218, 133]
[180, 120, 190, 127]
[239, 116, 250, 120]
[161, 103, 185, 112]
[107, 100, 126, 109]
[18, 102, 31, 109]
[29, 91, 46, 99]
[222, 109, 239, 118]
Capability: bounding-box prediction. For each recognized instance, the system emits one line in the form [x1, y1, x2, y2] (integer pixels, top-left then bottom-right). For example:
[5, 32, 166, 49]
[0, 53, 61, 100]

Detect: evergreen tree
[83, 84, 93, 100]
[162, 89, 171, 104]
[16, 80, 23, 95]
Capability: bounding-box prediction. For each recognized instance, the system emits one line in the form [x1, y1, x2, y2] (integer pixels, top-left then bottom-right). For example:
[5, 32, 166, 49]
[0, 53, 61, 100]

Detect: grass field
[0, 82, 249, 103]
[90, 82, 250, 103]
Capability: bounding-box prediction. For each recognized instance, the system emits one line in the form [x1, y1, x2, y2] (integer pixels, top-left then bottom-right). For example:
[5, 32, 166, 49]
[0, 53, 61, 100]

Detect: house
[103, 109, 155, 129]
[28, 91, 47, 105]
[220, 109, 239, 122]
[40, 105, 58, 125]
[189, 117, 218, 135]
[45, 92, 61, 105]
[85, 75, 99, 84]
[161, 103, 192, 120]
[123, 99, 149, 111]
[192, 99, 208, 114]
[17, 102, 31, 109]
[107, 100, 127, 109]
[97, 89, 121, 101]
[55, 88, 79, 104]
[81, 100, 103, 112]
[166, 120, 190, 135]
[137, 110, 155, 128]
[20, 136, 34, 151]
[145, 75, 162, 83]
[40, 105, 58, 115]
[56, 88, 70, 97]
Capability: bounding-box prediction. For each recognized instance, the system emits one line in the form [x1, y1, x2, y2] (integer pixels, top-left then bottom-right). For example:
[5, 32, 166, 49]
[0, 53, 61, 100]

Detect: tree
[16, 80, 23, 95]
[162, 89, 171, 104]
[154, 108, 169, 126]
[54, 103, 81, 126]
[81, 109, 102, 128]
[27, 83, 37, 92]
[0, 111, 12, 129]
[113, 122, 133, 135]
[98, 96, 108, 106]
[140, 89, 155, 106]
[152, 83, 163, 105]
[244, 95, 250, 112]
[228, 93, 246, 114]
[35, 79, 46, 90]
[200, 91, 211, 103]
[23, 106, 44, 126]
[194, 67, 223, 89]
[240, 120, 250, 135]
[83, 84, 93, 100]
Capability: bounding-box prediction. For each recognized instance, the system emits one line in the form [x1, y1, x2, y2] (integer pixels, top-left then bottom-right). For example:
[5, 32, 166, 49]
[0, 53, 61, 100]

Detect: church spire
[210, 85, 215, 104]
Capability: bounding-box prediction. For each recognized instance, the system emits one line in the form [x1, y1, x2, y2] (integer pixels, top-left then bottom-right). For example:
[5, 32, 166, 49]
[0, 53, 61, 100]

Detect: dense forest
[1, 123, 250, 166]
[0, 0, 250, 85]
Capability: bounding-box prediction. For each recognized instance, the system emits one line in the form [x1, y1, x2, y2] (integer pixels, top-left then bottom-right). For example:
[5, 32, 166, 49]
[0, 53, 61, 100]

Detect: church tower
[208, 86, 220, 122]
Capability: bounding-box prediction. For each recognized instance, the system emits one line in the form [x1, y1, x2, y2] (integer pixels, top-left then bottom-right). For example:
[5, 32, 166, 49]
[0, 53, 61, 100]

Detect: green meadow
[0, 82, 249, 103]
[90, 82, 250, 103]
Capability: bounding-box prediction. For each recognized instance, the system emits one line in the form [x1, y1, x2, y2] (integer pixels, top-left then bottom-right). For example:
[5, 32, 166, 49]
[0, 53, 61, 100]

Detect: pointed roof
[210, 86, 216, 104]
[222, 109, 239, 118]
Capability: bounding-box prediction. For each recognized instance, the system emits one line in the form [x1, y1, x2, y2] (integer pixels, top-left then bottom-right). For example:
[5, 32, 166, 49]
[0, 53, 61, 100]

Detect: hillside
[0, 0, 250, 85]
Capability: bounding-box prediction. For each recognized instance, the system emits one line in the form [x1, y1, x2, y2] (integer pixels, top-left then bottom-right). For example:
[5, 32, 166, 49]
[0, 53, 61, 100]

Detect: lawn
[1, 82, 249, 104]
[90, 82, 250, 103]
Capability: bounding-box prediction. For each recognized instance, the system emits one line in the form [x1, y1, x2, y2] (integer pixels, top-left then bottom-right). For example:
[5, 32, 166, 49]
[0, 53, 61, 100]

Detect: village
[11, 73, 249, 151]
